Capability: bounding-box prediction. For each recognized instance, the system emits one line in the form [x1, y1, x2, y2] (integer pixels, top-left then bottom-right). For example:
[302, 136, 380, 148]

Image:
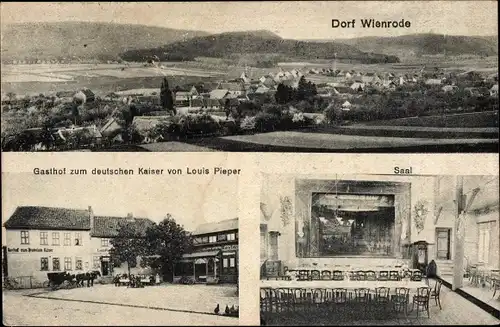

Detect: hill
[0, 22, 209, 62]
[334, 34, 498, 58]
[120, 31, 400, 64]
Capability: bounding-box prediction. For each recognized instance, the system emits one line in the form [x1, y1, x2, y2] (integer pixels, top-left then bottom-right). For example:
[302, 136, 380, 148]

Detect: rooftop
[4, 206, 91, 230]
[192, 218, 238, 236]
[91, 216, 155, 238]
[4, 206, 155, 236]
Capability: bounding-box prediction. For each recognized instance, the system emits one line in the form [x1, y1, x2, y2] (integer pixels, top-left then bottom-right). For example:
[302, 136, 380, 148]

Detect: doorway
[101, 260, 110, 276]
[436, 228, 451, 260]
[194, 258, 207, 282]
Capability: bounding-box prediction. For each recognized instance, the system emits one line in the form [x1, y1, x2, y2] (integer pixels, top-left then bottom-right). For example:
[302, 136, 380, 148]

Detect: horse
[75, 270, 101, 287]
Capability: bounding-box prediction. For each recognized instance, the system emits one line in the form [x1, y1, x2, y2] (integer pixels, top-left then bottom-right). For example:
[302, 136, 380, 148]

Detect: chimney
[88, 206, 94, 237]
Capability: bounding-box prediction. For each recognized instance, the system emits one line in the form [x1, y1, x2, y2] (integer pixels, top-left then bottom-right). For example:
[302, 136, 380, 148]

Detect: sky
[1, 172, 239, 243]
[1, 1, 497, 39]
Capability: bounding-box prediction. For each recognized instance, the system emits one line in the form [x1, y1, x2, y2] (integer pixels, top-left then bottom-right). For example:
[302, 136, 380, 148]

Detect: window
[64, 233, 71, 246]
[40, 232, 48, 245]
[93, 256, 101, 270]
[229, 257, 236, 268]
[217, 234, 227, 241]
[20, 231, 29, 244]
[75, 257, 83, 270]
[52, 232, 60, 246]
[52, 258, 60, 271]
[227, 233, 236, 241]
[223, 258, 228, 268]
[209, 236, 217, 243]
[478, 222, 493, 264]
[75, 232, 82, 246]
[40, 257, 49, 271]
[100, 238, 109, 247]
[64, 257, 72, 270]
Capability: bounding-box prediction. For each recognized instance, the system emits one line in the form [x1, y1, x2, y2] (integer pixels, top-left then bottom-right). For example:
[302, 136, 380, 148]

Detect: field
[2, 55, 497, 95]
[0, 62, 226, 96]
[363, 111, 499, 128]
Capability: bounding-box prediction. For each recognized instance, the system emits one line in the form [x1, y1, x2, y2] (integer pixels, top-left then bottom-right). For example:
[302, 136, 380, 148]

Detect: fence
[2, 276, 37, 290]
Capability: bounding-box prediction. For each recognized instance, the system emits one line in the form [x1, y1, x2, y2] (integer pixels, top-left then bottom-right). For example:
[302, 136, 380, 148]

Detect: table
[261, 280, 429, 290]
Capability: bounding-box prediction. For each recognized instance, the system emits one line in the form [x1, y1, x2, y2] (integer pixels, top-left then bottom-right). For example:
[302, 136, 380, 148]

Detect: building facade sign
[7, 247, 54, 253]
[198, 244, 238, 252]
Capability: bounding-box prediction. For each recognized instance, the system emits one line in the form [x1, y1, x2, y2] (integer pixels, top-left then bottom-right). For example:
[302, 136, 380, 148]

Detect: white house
[3, 206, 156, 286]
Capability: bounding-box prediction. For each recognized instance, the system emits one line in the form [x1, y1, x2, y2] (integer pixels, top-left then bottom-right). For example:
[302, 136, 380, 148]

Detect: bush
[254, 112, 280, 132]
[220, 120, 240, 136]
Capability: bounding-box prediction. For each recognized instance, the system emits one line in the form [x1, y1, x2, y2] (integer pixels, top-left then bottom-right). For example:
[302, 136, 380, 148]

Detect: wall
[5, 228, 92, 285]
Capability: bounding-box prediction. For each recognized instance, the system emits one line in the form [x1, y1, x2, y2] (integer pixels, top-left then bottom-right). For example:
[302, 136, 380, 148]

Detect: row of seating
[260, 280, 443, 320]
[273, 269, 423, 281]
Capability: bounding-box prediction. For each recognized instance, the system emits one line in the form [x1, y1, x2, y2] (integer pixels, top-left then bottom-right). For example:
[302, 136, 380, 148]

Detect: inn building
[173, 218, 238, 284]
[260, 174, 499, 290]
[3, 206, 154, 286]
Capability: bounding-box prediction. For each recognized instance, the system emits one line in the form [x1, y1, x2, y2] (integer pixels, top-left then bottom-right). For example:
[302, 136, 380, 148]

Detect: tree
[160, 77, 175, 115]
[109, 222, 149, 278]
[275, 83, 294, 104]
[142, 214, 193, 282]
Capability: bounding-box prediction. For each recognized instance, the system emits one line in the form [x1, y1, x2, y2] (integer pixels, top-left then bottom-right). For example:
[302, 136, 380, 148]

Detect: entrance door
[101, 261, 110, 276]
[436, 228, 451, 260]
[194, 258, 207, 282]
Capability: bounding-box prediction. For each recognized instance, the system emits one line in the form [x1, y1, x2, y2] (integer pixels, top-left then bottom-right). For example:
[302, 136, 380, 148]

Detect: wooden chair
[276, 288, 294, 313]
[354, 288, 371, 314]
[321, 270, 332, 280]
[378, 271, 389, 281]
[492, 278, 500, 299]
[309, 270, 321, 281]
[411, 287, 432, 318]
[292, 288, 309, 315]
[356, 271, 367, 281]
[392, 287, 410, 316]
[298, 270, 309, 281]
[332, 270, 344, 281]
[327, 288, 348, 318]
[311, 288, 327, 317]
[411, 270, 423, 282]
[260, 288, 275, 314]
[389, 271, 400, 281]
[374, 287, 391, 316]
[430, 279, 443, 309]
[365, 270, 377, 281]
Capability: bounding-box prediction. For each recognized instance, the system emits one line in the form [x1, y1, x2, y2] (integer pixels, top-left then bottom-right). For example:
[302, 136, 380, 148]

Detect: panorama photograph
[259, 173, 500, 325]
[0, 1, 498, 152]
[2, 172, 239, 326]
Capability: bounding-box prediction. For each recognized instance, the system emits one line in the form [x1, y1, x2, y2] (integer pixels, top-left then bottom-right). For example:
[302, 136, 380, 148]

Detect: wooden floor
[261, 286, 500, 325]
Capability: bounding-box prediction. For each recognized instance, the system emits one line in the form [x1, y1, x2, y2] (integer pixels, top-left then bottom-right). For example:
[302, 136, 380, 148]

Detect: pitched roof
[192, 218, 238, 235]
[91, 216, 155, 238]
[210, 89, 230, 100]
[218, 83, 245, 92]
[132, 116, 173, 131]
[4, 206, 91, 230]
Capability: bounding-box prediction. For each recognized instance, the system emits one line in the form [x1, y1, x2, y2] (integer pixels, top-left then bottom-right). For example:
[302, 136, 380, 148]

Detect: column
[452, 176, 464, 291]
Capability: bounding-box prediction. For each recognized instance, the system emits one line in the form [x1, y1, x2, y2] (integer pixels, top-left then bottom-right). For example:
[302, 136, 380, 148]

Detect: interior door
[436, 228, 451, 260]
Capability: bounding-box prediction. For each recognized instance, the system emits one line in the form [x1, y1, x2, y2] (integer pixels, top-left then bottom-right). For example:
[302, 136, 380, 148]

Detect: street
[2, 284, 239, 326]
